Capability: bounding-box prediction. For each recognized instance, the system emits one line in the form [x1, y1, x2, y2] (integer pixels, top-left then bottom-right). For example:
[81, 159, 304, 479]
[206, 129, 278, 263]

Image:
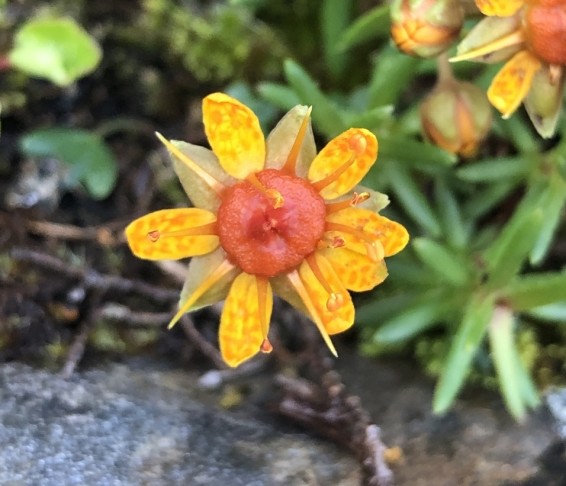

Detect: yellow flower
[450, 0, 566, 138]
[125, 93, 409, 367]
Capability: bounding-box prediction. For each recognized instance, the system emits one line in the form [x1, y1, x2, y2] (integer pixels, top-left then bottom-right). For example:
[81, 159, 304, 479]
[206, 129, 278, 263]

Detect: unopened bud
[420, 79, 492, 158]
[524, 66, 564, 139]
[390, 0, 464, 58]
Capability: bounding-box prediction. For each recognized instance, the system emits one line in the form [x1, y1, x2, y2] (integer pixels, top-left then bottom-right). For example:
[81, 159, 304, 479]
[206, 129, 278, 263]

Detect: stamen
[325, 222, 384, 262]
[287, 270, 338, 357]
[256, 276, 270, 341]
[325, 191, 371, 214]
[311, 153, 356, 193]
[155, 132, 226, 195]
[167, 260, 236, 329]
[146, 222, 217, 242]
[306, 254, 344, 312]
[246, 173, 284, 208]
[449, 30, 524, 63]
[281, 106, 313, 175]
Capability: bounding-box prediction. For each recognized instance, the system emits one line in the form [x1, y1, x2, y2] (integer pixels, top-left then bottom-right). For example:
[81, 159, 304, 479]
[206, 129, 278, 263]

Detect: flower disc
[217, 169, 326, 277]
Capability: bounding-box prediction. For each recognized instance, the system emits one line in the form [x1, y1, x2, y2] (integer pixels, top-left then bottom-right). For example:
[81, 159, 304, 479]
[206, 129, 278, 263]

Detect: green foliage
[245, 0, 566, 419]
[8, 17, 101, 86]
[20, 128, 118, 199]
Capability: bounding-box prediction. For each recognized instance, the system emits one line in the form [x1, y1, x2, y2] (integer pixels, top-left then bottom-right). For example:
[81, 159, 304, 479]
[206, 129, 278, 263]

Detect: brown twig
[179, 315, 228, 370]
[274, 358, 394, 486]
[11, 247, 179, 304]
[25, 219, 127, 246]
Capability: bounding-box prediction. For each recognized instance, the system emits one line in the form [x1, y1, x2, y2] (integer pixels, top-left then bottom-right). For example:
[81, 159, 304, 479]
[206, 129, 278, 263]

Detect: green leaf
[500, 272, 566, 311]
[526, 302, 566, 322]
[373, 292, 456, 344]
[384, 163, 442, 237]
[283, 59, 346, 137]
[356, 292, 420, 326]
[462, 181, 518, 221]
[379, 134, 458, 170]
[346, 105, 393, 132]
[337, 4, 390, 51]
[456, 156, 532, 183]
[321, 0, 352, 79]
[530, 181, 566, 265]
[434, 179, 468, 249]
[488, 307, 532, 419]
[368, 46, 421, 107]
[433, 294, 495, 414]
[484, 210, 543, 287]
[20, 128, 118, 199]
[412, 238, 470, 286]
[257, 82, 302, 111]
[9, 17, 102, 87]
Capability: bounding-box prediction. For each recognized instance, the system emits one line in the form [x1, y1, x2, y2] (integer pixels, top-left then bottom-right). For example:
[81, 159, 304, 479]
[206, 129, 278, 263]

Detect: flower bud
[390, 0, 464, 58]
[420, 79, 492, 158]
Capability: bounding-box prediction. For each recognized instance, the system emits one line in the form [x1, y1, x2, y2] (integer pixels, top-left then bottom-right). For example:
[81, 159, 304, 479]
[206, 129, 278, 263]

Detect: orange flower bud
[420, 79, 492, 158]
[390, 0, 464, 58]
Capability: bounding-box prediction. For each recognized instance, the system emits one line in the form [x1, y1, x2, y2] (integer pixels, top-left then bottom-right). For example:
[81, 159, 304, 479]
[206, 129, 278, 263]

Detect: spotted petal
[488, 50, 542, 118]
[475, 0, 523, 17]
[326, 207, 409, 258]
[219, 273, 273, 367]
[298, 253, 355, 336]
[125, 208, 218, 260]
[203, 93, 265, 180]
[266, 105, 316, 178]
[308, 128, 378, 199]
[320, 247, 388, 292]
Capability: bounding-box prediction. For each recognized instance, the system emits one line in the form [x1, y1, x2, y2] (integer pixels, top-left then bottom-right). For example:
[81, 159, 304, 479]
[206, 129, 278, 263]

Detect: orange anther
[326, 293, 345, 312]
[147, 230, 160, 242]
[260, 338, 273, 353]
[349, 133, 367, 155]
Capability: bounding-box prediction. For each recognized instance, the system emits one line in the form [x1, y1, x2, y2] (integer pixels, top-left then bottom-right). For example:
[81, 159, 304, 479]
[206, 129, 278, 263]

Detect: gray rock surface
[0, 360, 359, 486]
[0, 353, 564, 486]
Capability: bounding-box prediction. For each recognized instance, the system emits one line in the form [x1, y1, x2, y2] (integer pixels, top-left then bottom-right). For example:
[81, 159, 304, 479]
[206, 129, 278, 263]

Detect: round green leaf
[9, 17, 102, 87]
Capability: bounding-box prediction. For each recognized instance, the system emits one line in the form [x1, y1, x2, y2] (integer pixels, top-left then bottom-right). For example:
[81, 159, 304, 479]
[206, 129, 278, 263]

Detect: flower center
[523, 0, 566, 65]
[216, 168, 326, 277]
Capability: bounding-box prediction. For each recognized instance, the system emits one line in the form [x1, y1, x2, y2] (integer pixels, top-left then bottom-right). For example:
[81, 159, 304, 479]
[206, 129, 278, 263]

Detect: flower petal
[450, 16, 522, 63]
[219, 273, 273, 367]
[308, 128, 378, 199]
[326, 207, 409, 257]
[266, 105, 316, 178]
[320, 247, 388, 292]
[475, 0, 523, 17]
[524, 65, 565, 139]
[167, 140, 236, 212]
[298, 253, 355, 336]
[203, 92, 265, 180]
[488, 50, 542, 118]
[125, 208, 218, 261]
[177, 248, 239, 314]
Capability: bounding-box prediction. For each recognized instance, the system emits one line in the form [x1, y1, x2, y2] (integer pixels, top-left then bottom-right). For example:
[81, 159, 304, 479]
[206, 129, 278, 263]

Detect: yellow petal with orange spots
[488, 50, 542, 118]
[475, 0, 523, 17]
[219, 272, 273, 367]
[298, 253, 355, 336]
[326, 207, 409, 258]
[125, 208, 218, 261]
[308, 128, 377, 200]
[320, 247, 388, 292]
[203, 93, 266, 180]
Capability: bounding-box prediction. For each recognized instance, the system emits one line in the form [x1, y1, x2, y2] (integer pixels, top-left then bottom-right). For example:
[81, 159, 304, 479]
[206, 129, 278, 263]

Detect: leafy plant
[8, 17, 101, 86]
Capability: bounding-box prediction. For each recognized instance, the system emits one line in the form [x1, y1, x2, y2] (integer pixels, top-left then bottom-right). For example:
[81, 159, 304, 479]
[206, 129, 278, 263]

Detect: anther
[260, 338, 273, 353]
[325, 192, 371, 215]
[247, 173, 285, 209]
[351, 191, 370, 205]
[327, 293, 345, 312]
[349, 133, 367, 155]
[147, 230, 160, 242]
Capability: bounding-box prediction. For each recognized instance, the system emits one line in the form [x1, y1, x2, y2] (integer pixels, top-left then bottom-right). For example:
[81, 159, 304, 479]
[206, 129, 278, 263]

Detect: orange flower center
[217, 168, 326, 278]
[523, 0, 566, 65]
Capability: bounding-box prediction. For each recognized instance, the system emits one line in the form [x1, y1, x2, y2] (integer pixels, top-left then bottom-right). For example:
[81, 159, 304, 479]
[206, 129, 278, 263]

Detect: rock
[0, 360, 360, 486]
